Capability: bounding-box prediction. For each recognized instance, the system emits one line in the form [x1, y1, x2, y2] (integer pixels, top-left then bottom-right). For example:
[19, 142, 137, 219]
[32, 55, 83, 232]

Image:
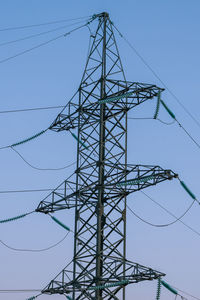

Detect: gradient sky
[0, 1, 200, 299]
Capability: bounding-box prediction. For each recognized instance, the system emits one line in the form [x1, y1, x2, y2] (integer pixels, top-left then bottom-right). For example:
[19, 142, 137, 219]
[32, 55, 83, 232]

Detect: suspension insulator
[160, 100, 176, 119]
[51, 216, 70, 231]
[156, 277, 161, 300]
[0, 213, 29, 223]
[154, 91, 161, 119]
[180, 180, 196, 200]
[161, 280, 178, 295]
[11, 129, 47, 147]
[71, 132, 88, 149]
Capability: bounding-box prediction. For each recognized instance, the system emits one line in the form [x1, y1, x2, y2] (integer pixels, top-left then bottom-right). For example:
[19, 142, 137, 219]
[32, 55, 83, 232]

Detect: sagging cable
[179, 180, 200, 204]
[50, 215, 70, 231]
[160, 100, 200, 150]
[11, 146, 76, 171]
[0, 19, 93, 66]
[0, 231, 70, 252]
[0, 211, 34, 224]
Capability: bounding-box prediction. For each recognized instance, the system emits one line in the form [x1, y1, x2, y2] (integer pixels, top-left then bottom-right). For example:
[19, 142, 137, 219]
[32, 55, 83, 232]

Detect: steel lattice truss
[36, 12, 178, 300]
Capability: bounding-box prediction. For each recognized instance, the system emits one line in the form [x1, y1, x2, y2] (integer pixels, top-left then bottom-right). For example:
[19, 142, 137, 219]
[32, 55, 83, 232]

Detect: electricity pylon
[36, 12, 177, 300]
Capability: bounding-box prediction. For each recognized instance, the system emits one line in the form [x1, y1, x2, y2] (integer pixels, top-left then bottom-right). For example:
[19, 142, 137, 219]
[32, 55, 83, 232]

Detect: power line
[0, 233, 199, 299]
[126, 198, 195, 228]
[0, 231, 70, 252]
[11, 147, 76, 171]
[0, 20, 86, 47]
[0, 107, 179, 126]
[0, 188, 68, 194]
[0, 290, 41, 293]
[169, 284, 200, 300]
[156, 118, 175, 125]
[0, 107, 152, 115]
[0, 15, 91, 32]
[0, 92, 79, 152]
[128, 116, 175, 125]
[0, 105, 64, 114]
[141, 191, 200, 238]
[0, 21, 90, 65]
[0, 99, 81, 164]
[129, 107, 200, 151]
[0, 33, 66, 65]
[176, 120, 200, 150]
[0, 108, 194, 154]
[113, 24, 200, 130]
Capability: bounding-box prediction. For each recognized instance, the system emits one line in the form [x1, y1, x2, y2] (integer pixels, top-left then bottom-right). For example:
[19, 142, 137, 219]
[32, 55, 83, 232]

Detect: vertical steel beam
[96, 12, 108, 300]
[73, 87, 82, 300]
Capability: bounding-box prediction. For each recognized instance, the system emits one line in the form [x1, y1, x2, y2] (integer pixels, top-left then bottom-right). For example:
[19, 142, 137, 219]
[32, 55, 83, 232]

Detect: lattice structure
[36, 12, 177, 300]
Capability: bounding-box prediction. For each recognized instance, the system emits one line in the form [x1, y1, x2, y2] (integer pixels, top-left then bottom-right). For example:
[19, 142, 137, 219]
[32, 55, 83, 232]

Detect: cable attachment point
[91, 14, 97, 20]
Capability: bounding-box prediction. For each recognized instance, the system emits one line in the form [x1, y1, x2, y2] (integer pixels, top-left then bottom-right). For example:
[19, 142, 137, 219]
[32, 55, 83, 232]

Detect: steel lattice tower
[36, 12, 177, 300]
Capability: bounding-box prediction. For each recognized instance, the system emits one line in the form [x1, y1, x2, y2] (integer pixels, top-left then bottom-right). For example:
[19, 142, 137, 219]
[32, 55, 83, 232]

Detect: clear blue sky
[0, 1, 200, 299]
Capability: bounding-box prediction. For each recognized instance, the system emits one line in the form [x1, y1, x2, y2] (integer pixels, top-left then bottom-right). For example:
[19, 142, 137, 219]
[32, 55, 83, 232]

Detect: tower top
[94, 11, 109, 18]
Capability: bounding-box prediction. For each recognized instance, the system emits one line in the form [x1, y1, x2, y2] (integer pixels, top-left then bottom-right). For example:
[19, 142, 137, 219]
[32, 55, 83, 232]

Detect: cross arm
[36, 164, 178, 214]
[104, 164, 178, 198]
[49, 80, 164, 132]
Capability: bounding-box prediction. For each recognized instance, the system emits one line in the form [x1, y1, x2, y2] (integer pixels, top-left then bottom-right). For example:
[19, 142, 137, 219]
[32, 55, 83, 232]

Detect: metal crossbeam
[36, 165, 177, 213]
[50, 82, 163, 132]
[42, 258, 165, 298]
